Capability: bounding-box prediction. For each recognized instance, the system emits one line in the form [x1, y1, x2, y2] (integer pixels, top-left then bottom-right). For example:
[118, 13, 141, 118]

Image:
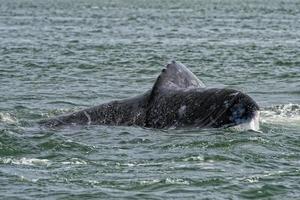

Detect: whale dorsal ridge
[151, 61, 205, 95]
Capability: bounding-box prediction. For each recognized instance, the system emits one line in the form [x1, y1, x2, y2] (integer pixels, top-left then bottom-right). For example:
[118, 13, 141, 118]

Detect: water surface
[0, 0, 300, 199]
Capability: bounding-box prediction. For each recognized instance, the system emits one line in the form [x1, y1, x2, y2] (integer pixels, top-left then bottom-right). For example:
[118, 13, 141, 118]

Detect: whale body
[40, 61, 259, 129]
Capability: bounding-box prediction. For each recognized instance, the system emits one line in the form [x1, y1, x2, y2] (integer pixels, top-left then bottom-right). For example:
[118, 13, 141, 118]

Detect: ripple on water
[239, 184, 288, 199]
[0, 130, 36, 156]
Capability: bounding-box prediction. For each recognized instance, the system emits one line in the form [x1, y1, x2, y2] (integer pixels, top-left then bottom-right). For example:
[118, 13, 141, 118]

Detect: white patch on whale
[232, 111, 260, 131]
[178, 105, 186, 118]
[83, 111, 91, 125]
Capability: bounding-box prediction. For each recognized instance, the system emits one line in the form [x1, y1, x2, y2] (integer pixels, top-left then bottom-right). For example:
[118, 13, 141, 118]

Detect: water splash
[260, 103, 300, 126]
[232, 104, 300, 131]
[232, 111, 260, 132]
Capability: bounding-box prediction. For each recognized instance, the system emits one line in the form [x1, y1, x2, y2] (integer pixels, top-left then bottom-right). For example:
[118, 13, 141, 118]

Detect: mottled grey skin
[40, 92, 150, 127]
[40, 61, 259, 128]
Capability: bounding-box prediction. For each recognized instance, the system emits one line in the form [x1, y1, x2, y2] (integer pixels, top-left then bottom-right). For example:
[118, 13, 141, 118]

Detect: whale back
[145, 61, 259, 129]
[39, 60, 259, 129]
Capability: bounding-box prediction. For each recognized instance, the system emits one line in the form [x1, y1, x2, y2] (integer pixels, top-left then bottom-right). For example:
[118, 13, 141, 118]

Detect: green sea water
[0, 0, 300, 199]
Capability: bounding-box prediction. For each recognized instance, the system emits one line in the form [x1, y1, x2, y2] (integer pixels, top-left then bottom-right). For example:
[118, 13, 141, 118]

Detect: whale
[39, 61, 260, 129]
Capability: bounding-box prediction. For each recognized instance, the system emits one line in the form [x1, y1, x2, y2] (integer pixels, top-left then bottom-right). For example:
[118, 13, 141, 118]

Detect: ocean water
[0, 0, 300, 199]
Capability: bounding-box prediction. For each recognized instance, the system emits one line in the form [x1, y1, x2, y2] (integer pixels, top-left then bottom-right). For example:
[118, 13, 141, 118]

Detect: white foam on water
[0, 112, 17, 124]
[260, 103, 300, 126]
[61, 158, 87, 165]
[231, 104, 300, 131]
[1, 157, 50, 166]
[139, 179, 161, 185]
[1, 157, 88, 167]
[165, 178, 190, 185]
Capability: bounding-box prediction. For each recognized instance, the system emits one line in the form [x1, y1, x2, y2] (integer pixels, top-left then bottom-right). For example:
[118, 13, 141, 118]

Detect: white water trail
[260, 103, 300, 126]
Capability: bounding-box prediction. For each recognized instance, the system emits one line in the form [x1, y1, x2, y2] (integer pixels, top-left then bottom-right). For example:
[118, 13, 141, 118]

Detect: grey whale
[40, 61, 259, 129]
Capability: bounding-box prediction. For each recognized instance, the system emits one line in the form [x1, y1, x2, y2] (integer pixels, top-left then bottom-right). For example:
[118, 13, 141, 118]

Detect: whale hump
[151, 61, 205, 95]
